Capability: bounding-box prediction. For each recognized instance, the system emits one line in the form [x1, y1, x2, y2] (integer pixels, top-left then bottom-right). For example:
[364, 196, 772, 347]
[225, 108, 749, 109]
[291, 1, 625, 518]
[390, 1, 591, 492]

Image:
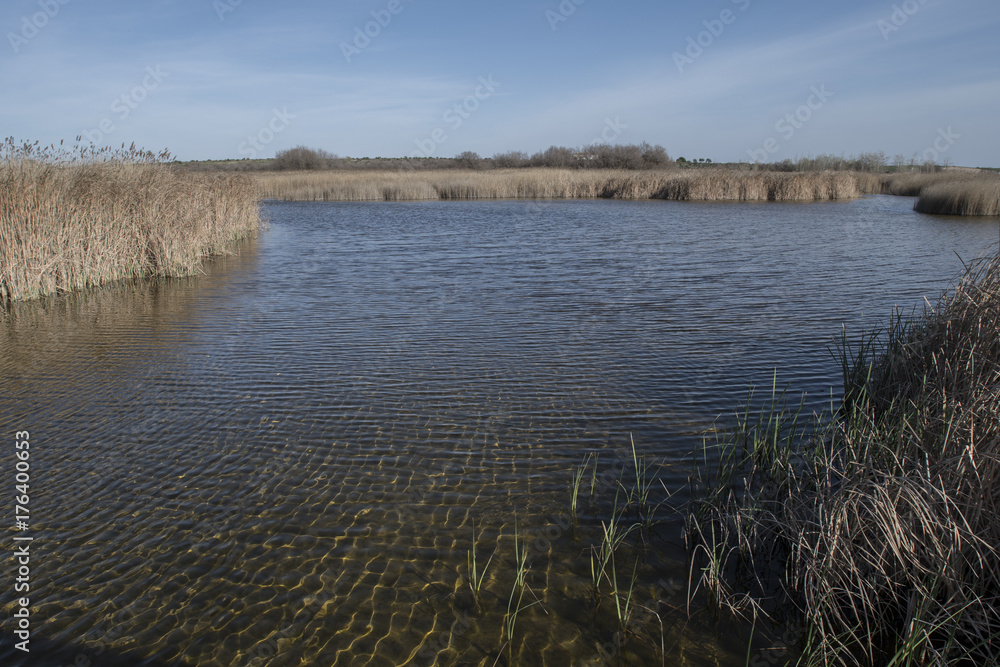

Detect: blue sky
[3, 0, 998, 165]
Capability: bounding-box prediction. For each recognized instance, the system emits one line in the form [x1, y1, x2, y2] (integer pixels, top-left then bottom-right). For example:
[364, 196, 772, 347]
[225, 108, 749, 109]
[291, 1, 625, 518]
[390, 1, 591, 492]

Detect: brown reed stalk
[914, 176, 1000, 216]
[1, 140, 262, 305]
[252, 168, 867, 203]
[686, 251, 1000, 665]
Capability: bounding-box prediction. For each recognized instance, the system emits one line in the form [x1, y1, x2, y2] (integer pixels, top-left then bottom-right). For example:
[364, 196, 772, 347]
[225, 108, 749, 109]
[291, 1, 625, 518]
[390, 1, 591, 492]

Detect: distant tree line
[485, 142, 672, 170]
[178, 146, 952, 175]
[240, 143, 674, 172]
[760, 151, 948, 174]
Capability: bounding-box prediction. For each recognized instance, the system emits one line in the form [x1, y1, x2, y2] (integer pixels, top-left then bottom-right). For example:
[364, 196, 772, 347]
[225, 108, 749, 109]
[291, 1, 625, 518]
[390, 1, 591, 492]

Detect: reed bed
[915, 175, 1000, 216]
[254, 168, 861, 203]
[1, 153, 262, 305]
[686, 252, 1000, 665]
[255, 167, 1000, 215]
[855, 170, 1000, 215]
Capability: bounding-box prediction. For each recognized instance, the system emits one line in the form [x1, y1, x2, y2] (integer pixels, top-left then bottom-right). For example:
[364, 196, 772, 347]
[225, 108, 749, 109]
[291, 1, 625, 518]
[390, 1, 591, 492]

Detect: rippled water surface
[1, 197, 997, 665]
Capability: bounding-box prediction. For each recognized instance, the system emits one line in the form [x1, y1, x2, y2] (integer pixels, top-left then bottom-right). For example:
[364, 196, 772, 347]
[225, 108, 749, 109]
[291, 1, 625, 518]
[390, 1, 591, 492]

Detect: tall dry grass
[915, 176, 1000, 216]
[253, 168, 861, 203]
[1, 150, 261, 305]
[253, 168, 606, 201]
[855, 170, 1000, 215]
[686, 253, 1000, 665]
[255, 167, 1000, 215]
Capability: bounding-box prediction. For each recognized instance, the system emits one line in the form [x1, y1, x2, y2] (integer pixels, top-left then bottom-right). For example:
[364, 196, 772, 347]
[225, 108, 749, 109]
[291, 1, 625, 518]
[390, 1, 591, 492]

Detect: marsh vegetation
[8, 136, 987, 307]
[244, 147, 1000, 215]
[252, 168, 863, 203]
[0, 139, 262, 305]
[685, 254, 1000, 665]
[219, 145, 999, 214]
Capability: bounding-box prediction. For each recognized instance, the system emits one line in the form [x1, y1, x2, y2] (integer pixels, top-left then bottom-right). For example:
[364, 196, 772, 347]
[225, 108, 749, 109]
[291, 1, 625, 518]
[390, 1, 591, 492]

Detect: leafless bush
[454, 151, 485, 170]
[491, 151, 530, 169]
[529, 146, 575, 168]
[273, 145, 339, 170]
[638, 142, 671, 167]
[581, 143, 646, 169]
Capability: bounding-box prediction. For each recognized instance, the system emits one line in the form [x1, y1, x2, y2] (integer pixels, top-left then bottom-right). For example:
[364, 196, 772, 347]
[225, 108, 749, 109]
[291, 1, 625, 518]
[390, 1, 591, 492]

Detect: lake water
[1, 196, 996, 666]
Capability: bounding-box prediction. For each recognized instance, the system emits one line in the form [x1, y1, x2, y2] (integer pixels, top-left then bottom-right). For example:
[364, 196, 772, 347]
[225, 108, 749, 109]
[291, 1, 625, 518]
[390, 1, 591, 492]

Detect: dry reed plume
[686, 252, 1000, 664]
[253, 168, 861, 203]
[1, 141, 262, 305]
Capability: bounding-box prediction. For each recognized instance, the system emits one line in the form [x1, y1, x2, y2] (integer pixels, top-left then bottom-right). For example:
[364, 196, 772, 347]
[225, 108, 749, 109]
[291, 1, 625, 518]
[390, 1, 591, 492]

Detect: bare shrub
[273, 145, 339, 170]
[639, 142, 671, 167]
[529, 146, 575, 168]
[492, 151, 529, 169]
[454, 151, 485, 170]
[582, 144, 645, 169]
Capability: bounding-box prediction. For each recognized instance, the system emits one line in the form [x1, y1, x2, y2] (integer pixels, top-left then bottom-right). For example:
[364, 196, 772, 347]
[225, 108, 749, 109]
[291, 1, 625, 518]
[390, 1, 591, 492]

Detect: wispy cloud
[1, 0, 996, 165]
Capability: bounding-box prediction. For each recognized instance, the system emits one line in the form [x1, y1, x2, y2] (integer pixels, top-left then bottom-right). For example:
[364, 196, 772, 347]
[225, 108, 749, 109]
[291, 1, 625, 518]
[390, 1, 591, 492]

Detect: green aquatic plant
[609, 557, 639, 637]
[500, 517, 545, 664]
[467, 520, 496, 614]
[621, 434, 672, 529]
[570, 453, 595, 525]
[589, 453, 600, 499]
[588, 487, 637, 604]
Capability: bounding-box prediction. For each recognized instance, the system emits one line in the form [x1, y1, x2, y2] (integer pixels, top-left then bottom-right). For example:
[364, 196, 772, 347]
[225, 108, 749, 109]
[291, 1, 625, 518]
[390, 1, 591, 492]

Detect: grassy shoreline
[252, 167, 1000, 215]
[1, 154, 262, 305]
[685, 252, 1000, 664]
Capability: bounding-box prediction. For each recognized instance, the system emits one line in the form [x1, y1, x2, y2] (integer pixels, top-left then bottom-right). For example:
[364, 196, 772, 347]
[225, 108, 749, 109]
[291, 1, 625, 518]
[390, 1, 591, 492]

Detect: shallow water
[1, 196, 996, 666]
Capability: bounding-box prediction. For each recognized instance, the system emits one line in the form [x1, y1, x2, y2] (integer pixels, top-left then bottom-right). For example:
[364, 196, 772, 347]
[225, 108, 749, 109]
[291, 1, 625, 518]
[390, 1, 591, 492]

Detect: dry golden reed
[856, 170, 1000, 215]
[914, 175, 1000, 216]
[255, 166, 1000, 216]
[1, 158, 262, 305]
[253, 168, 861, 203]
[687, 252, 1000, 664]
